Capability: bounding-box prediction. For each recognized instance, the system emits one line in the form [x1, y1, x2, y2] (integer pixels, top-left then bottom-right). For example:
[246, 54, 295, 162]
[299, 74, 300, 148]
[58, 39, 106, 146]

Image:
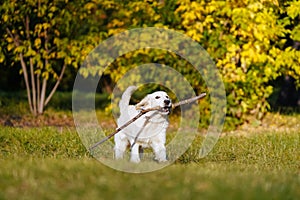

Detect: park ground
[0, 92, 299, 200]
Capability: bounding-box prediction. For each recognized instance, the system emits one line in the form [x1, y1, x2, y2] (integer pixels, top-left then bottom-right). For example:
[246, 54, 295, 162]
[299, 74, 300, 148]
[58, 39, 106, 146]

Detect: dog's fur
[114, 86, 172, 163]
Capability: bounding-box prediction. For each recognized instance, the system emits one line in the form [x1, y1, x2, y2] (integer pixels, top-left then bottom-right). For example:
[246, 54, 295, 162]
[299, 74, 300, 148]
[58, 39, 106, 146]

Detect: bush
[88, 0, 300, 128]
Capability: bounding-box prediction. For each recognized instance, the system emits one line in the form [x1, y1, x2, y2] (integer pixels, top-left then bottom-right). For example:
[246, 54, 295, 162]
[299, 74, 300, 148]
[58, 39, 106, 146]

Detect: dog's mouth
[160, 106, 172, 114]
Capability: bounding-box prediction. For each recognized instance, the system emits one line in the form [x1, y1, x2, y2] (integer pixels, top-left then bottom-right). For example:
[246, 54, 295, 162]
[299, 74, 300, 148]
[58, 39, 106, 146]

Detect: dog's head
[135, 91, 172, 115]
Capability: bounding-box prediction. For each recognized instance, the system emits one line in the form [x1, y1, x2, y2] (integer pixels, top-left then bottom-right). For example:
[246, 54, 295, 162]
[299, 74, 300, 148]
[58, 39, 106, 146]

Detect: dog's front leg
[151, 142, 167, 162]
[130, 144, 141, 163]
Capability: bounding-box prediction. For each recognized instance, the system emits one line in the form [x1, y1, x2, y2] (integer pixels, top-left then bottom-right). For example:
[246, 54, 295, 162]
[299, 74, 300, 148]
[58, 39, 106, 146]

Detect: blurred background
[1, 0, 300, 129]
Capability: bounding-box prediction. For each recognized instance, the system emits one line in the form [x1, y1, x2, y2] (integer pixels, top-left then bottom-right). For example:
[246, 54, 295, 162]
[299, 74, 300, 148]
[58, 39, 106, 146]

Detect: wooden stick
[89, 92, 206, 151]
[172, 92, 206, 108]
[89, 106, 161, 151]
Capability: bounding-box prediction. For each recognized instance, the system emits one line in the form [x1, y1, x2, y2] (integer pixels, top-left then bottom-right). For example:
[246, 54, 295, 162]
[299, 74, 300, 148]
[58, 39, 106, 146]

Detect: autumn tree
[2, 0, 300, 127]
[175, 0, 300, 125]
[0, 0, 105, 115]
[87, 0, 300, 127]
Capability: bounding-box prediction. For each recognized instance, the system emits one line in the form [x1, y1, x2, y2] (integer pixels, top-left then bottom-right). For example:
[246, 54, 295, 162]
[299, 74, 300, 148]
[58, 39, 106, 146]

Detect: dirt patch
[0, 114, 74, 128]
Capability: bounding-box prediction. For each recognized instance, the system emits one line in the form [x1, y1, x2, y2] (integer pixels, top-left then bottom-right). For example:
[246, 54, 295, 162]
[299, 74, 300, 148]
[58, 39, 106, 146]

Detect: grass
[1, 158, 299, 200]
[0, 126, 299, 200]
[0, 91, 299, 199]
[0, 90, 109, 115]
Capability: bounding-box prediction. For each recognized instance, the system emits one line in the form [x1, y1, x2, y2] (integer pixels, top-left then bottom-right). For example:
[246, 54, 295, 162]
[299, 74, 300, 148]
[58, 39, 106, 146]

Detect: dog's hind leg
[114, 133, 128, 159]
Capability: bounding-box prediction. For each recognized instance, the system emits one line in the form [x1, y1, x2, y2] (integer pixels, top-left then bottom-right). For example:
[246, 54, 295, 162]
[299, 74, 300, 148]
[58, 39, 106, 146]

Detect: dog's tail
[119, 86, 138, 114]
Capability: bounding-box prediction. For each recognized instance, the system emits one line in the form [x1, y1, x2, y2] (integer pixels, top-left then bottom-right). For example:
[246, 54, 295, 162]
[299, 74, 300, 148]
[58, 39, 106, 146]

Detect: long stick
[89, 92, 206, 151]
[172, 93, 207, 108]
[89, 106, 161, 151]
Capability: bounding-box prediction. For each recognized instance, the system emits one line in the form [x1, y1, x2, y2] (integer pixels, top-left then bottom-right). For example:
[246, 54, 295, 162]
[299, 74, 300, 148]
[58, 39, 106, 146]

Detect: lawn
[0, 125, 299, 200]
[0, 91, 299, 199]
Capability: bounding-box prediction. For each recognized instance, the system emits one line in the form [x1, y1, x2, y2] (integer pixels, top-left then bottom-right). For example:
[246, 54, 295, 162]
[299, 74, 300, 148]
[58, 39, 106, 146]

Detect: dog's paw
[154, 153, 168, 162]
[154, 157, 168, 163]
[114, 150, 125, 160]
[130, 156, 141, 163]
[114, 154, 123, 160]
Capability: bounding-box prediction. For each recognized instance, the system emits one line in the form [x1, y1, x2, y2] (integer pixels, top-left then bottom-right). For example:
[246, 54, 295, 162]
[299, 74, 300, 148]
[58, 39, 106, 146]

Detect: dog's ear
[135, 95, 149, 110]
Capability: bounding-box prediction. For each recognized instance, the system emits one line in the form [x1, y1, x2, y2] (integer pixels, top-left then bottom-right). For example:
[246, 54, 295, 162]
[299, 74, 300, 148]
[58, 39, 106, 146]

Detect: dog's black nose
[164, 100, 170, 105]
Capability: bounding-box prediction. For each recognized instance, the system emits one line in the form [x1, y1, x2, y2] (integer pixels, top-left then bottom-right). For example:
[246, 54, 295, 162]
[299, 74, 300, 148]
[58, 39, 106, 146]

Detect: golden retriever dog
[114, 86, 172, 163]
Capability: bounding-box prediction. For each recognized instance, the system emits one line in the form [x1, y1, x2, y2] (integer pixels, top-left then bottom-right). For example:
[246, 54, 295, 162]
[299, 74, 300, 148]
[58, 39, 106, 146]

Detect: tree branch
[89, 106, 161, 151]
[89, 92, 207, 151]
[38, 77, 47, 114]
[6, 27, 20, 46]
[6, 27, 34, 115]
[37, 73, 41, 109]
[26, 15, 37, 114]
[19, 53, 34, 115]
[44, 63, 67, 106]
[30, 57, 37, 114]
[171, 93, 207, 108]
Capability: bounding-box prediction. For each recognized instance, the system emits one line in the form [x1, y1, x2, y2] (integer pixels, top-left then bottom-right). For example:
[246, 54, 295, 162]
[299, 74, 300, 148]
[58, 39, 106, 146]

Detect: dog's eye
[155, 96, 160, 99]
[166, 96, 169, 99]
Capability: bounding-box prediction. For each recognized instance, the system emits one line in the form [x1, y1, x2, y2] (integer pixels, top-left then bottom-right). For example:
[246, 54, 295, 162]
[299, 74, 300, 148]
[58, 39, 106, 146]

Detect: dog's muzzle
[161, 106, 172, 114]
[161, 100, 172, 114]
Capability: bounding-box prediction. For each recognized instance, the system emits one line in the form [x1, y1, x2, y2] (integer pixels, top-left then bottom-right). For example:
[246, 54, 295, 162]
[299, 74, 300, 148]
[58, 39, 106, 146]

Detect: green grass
[1, 158, 299, 200]
[0, 126, 299, 200]
[1, 90, 299, 199]
[0, 90, 109, 115]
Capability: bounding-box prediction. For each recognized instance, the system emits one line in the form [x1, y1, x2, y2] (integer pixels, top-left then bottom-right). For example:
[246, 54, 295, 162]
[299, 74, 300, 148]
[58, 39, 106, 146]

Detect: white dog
[114, 86, 172, 163]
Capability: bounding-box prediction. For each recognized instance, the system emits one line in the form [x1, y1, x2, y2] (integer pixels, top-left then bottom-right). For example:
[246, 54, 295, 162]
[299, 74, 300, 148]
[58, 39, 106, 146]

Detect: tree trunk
[19, 53, 35, 115]
[6, 27, 35, 115]
[38, 78, 47, 114]
[30, 58, 37, 114]
[37, 73, 41, 110]
[44, 63, 67, 106]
